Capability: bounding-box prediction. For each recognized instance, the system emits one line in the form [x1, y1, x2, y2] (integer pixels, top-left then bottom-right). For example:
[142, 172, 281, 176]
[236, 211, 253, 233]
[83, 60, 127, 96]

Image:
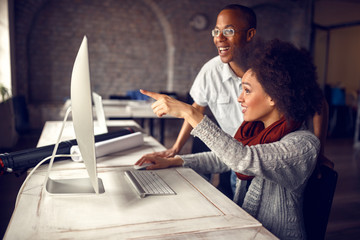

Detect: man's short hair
[221, 4, 257, 29]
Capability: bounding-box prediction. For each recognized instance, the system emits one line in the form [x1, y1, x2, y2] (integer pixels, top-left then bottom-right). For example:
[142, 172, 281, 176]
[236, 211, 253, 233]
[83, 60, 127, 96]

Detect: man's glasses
[211, 28, 248, 37]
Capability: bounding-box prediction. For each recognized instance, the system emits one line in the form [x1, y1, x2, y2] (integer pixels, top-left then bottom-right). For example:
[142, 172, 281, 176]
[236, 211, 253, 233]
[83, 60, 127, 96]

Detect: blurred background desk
[62, 99, 176, 144]
[4, 120, 277, 240]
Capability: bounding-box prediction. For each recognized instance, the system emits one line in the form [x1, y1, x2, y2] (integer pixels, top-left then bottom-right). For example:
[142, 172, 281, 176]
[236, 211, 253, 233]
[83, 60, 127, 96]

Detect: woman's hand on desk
[135, 155, 184, 170]
[140, 89, 204, 128]
[140, 147, 178, 159]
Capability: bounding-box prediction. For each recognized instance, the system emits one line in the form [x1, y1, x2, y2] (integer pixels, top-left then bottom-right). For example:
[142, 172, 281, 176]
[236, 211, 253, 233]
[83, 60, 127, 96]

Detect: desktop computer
[45, 36, 104, 194]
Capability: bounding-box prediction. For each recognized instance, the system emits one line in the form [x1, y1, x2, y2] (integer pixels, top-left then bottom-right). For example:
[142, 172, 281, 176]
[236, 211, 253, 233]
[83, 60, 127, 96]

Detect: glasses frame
[211, 28, 249, 37]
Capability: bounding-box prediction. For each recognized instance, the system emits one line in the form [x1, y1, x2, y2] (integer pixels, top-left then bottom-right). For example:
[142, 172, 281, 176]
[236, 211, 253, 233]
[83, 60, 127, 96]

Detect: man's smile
[218, 46, 230, 54]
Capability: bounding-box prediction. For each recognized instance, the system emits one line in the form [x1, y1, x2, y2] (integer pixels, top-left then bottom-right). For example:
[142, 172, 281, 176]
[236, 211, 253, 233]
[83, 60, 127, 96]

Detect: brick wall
[13, 0, 312, 128]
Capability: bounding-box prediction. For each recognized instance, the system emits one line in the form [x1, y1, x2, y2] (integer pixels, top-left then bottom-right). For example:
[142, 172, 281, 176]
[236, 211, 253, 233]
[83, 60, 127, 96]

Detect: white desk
[62, 99, 176, 144]
[5, 121, 278, 240]
[62, 99, 162, 119]
[101, 100, 177, 145]
[36, 120, 144, 148]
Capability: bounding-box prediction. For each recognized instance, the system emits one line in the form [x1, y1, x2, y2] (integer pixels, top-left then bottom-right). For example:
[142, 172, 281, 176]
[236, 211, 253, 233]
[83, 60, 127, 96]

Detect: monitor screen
[70, 36, 99, 193]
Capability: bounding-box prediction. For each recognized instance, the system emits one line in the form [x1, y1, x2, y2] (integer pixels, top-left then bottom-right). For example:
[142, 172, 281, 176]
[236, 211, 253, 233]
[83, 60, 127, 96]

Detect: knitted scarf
[233, 116, 302, 180]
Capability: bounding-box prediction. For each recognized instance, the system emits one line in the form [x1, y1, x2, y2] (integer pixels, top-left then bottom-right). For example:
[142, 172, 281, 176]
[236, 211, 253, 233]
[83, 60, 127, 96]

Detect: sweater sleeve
[189, 116, 320, 191]
[181, 151, 231, 174]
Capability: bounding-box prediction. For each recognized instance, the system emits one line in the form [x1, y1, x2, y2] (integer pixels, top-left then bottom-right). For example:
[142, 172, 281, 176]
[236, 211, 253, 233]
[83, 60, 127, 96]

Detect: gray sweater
[180, 116, 319, 240]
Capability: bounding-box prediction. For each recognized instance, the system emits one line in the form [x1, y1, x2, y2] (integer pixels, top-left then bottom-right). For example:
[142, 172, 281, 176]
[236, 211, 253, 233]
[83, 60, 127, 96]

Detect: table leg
[160, 118, 165, 144]
[149, 118, 154, 137]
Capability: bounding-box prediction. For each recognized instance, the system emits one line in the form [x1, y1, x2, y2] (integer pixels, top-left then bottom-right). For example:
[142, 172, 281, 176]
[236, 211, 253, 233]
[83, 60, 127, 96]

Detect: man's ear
[246, 28, 256, 42]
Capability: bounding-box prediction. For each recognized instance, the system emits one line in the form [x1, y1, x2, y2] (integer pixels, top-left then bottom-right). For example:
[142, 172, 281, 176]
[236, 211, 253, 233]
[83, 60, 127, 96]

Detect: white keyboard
[125, 170, 176, 198]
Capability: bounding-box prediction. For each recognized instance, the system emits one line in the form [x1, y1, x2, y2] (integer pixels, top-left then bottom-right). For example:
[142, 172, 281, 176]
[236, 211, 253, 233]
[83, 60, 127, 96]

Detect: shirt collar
[222, 63, 241, 83]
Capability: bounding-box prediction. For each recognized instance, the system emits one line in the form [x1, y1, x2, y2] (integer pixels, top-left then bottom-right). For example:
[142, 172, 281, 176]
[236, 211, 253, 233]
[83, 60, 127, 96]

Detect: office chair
[303, 164, 338, 240]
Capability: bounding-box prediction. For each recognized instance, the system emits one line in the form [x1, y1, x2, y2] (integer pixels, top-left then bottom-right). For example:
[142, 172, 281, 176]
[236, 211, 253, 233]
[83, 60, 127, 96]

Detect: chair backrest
[303, 165, 338, 240]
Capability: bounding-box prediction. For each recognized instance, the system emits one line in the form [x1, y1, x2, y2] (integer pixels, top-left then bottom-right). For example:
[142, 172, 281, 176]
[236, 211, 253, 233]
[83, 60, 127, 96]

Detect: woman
[136, 39, 324, 239]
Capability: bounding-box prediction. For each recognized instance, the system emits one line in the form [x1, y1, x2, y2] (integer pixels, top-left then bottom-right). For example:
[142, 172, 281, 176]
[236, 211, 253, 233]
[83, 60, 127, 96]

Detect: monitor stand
[46, 178, 105, 194]
[44, 106, 105, 195]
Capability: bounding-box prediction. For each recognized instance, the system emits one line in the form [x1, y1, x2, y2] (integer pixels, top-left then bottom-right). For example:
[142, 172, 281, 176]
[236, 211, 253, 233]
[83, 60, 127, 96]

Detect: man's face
[213, 9, 250, 64]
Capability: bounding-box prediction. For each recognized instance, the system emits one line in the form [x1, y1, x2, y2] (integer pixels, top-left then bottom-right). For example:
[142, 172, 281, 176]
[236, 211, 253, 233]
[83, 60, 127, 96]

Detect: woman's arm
[192, 116, 320, 191]
[139, 90, 320, 190]
[140, 89, 204, 128]
[180, 151, 231, 174]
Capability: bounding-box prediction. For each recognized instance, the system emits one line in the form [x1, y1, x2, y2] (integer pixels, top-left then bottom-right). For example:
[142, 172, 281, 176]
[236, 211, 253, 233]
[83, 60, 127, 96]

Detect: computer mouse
[133, 163, 153, 170]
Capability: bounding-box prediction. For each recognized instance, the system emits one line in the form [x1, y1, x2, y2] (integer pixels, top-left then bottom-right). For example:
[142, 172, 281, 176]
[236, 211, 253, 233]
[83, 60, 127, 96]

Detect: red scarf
[233, 116, 302, 180]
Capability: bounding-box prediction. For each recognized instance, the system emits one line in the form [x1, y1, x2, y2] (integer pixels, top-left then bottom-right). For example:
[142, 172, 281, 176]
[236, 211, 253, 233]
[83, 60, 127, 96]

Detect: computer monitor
[45, 36, 104, 194]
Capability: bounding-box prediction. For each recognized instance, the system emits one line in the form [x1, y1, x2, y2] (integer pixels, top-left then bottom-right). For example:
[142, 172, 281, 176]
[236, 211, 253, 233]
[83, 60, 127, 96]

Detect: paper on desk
[70, 132, 144, 162]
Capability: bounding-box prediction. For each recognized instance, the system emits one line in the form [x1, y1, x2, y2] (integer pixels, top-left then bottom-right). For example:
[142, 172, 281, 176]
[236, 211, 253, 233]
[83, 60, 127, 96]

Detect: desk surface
[36, 120, 144, 147]
[61, 99, 176, 144]
[5, 121, 277, 240]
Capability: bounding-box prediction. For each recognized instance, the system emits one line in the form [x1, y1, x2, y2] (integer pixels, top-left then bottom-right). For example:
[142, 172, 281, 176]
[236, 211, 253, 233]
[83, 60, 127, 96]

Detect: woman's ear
[268, 96, 275, 107]
[246, 28, 256, 42]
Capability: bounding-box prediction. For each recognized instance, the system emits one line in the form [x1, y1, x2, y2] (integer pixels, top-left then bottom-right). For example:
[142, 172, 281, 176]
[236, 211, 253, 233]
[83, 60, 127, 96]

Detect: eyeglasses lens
[211, 29, 219, 37]
[223, 29, 234, 37]
[211, 29, 235, 37]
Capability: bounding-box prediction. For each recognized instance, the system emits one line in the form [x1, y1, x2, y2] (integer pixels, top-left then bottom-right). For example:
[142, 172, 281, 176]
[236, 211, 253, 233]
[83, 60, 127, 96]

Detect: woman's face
[238, 69, 280, 127]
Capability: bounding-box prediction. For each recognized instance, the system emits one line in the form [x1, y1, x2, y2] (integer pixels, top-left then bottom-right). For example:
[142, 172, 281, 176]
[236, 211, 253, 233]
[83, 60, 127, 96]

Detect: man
[140, 4, 256, 200]
[169, 5, 256, 157]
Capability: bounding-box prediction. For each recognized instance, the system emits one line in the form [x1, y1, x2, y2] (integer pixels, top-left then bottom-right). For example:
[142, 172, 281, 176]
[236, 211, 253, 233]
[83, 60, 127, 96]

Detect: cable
[15, 153, 80, 207]
[16, 107, 75, 208]
[43, 106, 72, 185]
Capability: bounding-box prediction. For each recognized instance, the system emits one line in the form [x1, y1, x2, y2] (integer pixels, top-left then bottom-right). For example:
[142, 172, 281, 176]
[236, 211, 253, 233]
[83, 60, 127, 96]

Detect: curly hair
[242, 39, 323, 123]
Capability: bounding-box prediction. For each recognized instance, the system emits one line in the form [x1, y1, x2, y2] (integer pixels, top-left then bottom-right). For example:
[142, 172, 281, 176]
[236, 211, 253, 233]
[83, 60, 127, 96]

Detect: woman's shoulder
[281, 129, 320, 151]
